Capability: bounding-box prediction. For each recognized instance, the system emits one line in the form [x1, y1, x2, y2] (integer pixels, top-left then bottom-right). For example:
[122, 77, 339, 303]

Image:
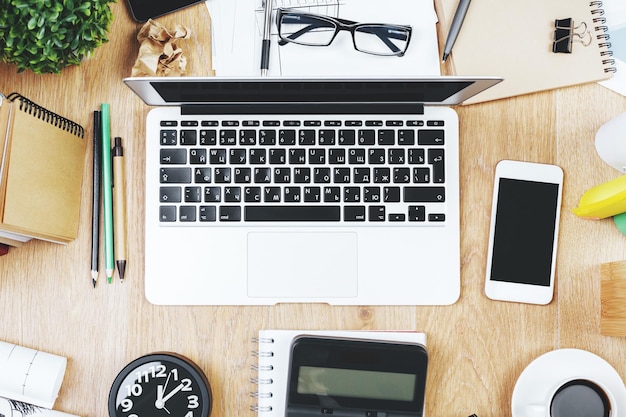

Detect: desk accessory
[601, 260, 626, 336]
[91, 111, 102, 287]
[100, 104, 114, 283]
[511, 349, 626, 417]
[260, 0, 272, 76]
[126, 0, 203, 22]
[251, 330, 426, 416]
[552, 18, 592, 53]
[0, 93, 86, 244]
[112, 137, 128, 282]
[108, 352, 212, 417]
[0, 341, 70, 410]
[438, 0, 616, 103]
[572, 175, 626, 219]
[441, 0, 471, 62]
[594, 111, 626, 174]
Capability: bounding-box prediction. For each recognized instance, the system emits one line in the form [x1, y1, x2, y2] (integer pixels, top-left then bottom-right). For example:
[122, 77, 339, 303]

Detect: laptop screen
[124, 77, 502, 106]
[149, 80, 474, 104]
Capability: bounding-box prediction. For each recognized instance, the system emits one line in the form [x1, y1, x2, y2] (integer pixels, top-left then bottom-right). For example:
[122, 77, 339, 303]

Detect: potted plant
[0, 0, 115, 74]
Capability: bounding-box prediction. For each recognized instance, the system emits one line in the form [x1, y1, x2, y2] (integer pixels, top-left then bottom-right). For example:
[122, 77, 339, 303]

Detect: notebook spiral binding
[590, 1, 617, 73]
[6, 92, 85, 138]
[250, 337, 275, 413]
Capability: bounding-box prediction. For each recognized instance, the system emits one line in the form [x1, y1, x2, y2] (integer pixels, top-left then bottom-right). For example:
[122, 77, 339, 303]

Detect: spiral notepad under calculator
[124, 76, 501, 305]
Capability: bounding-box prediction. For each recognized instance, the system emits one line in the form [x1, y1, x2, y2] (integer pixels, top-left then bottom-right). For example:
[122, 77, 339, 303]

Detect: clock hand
[161, 382, 185, 404]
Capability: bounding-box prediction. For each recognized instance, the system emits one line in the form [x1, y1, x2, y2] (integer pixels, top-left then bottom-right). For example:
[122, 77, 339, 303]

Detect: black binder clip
[553, 18, 592, 53]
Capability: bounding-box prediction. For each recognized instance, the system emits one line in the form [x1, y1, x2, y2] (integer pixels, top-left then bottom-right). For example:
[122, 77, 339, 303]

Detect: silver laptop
[124, 76, 501, 305]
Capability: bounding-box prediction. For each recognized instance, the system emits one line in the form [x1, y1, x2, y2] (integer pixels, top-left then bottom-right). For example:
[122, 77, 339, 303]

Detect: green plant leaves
[0, 0, 116, 74]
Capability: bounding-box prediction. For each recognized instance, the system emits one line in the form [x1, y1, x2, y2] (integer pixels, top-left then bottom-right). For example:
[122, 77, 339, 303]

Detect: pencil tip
[441, 53, 449, 63]
[92, 279, 97, 288]
[116, 260, 127, 282]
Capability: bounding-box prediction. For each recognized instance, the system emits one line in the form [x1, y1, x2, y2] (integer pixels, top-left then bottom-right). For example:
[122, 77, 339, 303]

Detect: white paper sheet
[205, 0, 440, 77]
[0, 342, 67, 409]
[598, 0, 626, 96]
[0, 397, 79, 417]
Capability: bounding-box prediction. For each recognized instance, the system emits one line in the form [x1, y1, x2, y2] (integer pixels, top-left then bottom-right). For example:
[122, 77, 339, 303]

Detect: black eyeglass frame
[276, 8, 413, 57]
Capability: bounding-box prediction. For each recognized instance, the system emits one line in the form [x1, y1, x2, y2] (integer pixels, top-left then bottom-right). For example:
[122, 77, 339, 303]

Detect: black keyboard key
[209, 149, 227, 164]
[323, 186, 341, 202]
[408, 206, 426, 221]
[384, 186, 401, 202]
[418, 129, 445, 145]
[239, 129, 257, 145]
[259, 130, 276, 145]
[299, 130, 316, 145]
[389, 213, 406, 221]
[344, 206, 366, 221]
[404, 187, 445, 202]
[179, 206, 196, 222]
[333, 167, 351, 183]
[263, 187, 281, 203]
[219, 206, 241, 221]
[294, 167, 311, 183]
[393, 168, 411, 183]
[224, 186, 242, 202]
[160, 206, 176, 222]
[343, 187, 361, 202]
[338, 130, 356, 145]
[304, 187, 321, 202]
[284, 186, 301, 202]
[378, 129, 395, 145]
[219, 130, 237, 145]
[279, 129, 296, 145]
[369, 205, 385, 221]
[398, 129, 415, 145]
[413, 167, 430, 183]
[244, 187, 262, 202]
[214, 167, 231, 183]
[180, 130, 197, 145]
[348, 148, 366, 164]
[269, 148, 286, 164]
[429, 213, 446, 222]
[319, 130, 336, 145]
[200, 130, 216, 145]
[204, 186, 221, 202]
[184, 186, 202, 202]
[358, 130, 375, 145]
[429, 148, 445, 183]
[194, 167, 212, 183]
[160, 187, 181, 203]
[199, 206, 217, 221]
[368, 149, 386, 164]
[234, 167, 252, 183]
[249, 149, 267, 164]
[160, 168, 191, 183]
[245, 206, 340, 221]
[289, 148, 306, 164]
[161, 130, 177, 145]
[328, 148, 346, 164]
[161, 149, 187, 164]
[189, 149, 207, 164]
[229, 149, 247, 164]
[364, 186, 381, 202]
[254, 167, 272, 183]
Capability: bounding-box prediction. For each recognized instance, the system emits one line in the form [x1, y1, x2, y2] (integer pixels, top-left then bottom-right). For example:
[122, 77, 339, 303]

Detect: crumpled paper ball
[131, 19, 191, 77]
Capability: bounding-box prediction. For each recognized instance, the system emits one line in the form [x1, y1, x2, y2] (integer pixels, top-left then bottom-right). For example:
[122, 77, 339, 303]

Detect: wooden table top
[1, 2, 625, 417]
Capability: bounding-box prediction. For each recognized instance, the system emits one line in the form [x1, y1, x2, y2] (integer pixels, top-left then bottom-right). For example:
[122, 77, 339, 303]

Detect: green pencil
[101, 104, 114, 283]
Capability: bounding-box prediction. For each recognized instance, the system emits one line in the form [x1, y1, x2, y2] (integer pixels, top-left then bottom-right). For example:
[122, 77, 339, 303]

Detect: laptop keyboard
[158, 116, 448, 224]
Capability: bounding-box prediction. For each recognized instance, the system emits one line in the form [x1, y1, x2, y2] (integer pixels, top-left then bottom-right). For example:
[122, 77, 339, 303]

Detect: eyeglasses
[276, 8, 412, 57]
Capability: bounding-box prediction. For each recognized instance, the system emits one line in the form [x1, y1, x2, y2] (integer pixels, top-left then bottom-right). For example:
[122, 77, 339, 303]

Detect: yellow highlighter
[573, 175, 626, 219]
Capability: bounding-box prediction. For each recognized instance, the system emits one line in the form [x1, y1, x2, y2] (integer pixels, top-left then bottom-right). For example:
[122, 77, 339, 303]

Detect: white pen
[260, 0, 272, 76]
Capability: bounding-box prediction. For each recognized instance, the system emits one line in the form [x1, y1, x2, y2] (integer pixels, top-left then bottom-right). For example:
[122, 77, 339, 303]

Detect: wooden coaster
[601, 260, 626, 336]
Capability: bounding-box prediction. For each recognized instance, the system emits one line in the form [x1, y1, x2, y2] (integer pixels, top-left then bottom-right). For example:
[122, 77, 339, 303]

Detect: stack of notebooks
[0, 93, 87, 247]
[438, 0, 616, 103]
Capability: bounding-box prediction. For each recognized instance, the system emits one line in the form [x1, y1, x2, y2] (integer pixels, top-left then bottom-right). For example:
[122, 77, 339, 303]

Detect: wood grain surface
[1, 2, 625, 417]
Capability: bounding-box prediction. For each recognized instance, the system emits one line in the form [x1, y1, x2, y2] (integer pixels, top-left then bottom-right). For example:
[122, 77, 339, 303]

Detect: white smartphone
[484, 160, 564, 304]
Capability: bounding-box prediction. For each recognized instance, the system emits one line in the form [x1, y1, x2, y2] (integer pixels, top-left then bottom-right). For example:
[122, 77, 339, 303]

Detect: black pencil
[91, 110, 102, 287]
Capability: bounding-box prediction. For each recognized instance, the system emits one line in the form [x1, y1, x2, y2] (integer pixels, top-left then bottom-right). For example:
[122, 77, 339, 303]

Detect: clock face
[108, 353, 212, 417]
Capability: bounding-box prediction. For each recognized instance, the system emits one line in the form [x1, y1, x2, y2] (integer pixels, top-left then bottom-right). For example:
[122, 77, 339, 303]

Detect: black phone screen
[126, 0, 204, 22]
[489, 178, 560, 286]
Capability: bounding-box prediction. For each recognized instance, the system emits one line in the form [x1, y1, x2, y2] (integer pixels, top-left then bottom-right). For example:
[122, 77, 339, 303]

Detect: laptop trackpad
[247, 232, 358, 299]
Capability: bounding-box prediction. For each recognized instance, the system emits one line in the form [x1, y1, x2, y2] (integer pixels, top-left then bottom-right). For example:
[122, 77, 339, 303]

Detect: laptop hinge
[181, 103, 425, 115]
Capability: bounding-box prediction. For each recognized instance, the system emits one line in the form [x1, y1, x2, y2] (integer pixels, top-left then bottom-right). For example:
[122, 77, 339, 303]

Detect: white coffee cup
[526, 378, 614, 417]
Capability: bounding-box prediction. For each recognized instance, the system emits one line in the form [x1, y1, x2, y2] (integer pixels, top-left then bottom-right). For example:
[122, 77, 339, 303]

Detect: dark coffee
[550, 379, 610, 417]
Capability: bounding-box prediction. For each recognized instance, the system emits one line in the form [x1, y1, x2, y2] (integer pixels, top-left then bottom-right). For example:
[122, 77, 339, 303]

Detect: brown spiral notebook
[0, 93, 87, 244]
[438, 0, 616, 104]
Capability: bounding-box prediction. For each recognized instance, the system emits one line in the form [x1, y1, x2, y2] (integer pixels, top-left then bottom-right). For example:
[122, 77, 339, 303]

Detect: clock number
[181, 378, 193, 391]
[121, 399, 133, 412]
[188, 395, 199, 409]
[125, 384, 143, 397]
[156, 364, 167, 378]
[184, 412, 194, 417]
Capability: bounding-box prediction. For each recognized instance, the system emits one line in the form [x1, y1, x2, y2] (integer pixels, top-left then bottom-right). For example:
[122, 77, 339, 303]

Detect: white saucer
[511, 349, 626, 417]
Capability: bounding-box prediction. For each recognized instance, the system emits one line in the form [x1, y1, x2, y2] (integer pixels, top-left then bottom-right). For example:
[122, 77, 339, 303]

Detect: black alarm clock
[108, 352, 212, 417]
